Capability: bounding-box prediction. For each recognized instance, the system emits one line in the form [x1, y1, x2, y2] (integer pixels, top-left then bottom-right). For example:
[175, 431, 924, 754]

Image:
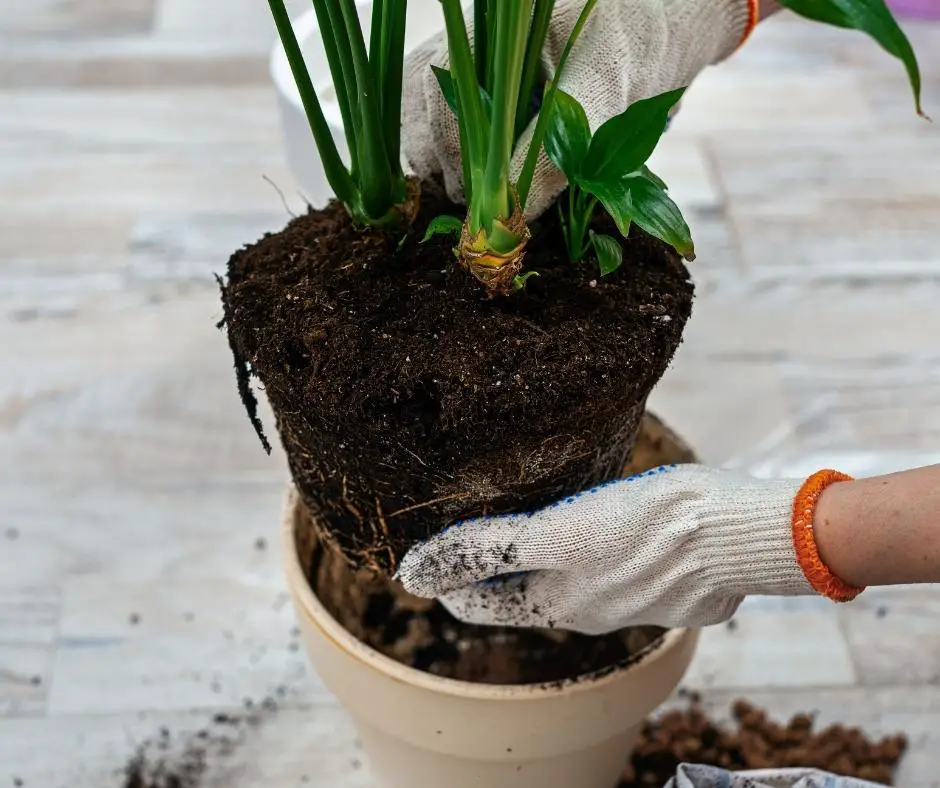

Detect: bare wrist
[813, 479, 867, 588]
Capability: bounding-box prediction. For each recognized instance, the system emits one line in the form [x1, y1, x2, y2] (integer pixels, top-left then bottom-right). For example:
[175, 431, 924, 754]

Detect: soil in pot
[221, 192, 693, 574]
[294, 413, 695, 686]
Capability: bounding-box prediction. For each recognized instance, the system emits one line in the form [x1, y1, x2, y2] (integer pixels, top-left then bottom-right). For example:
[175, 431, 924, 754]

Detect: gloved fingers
[437, 571, 651, 634]
[395, 508, 577, 598]
[437, 570, 585, 631]
[438, 582, 746, 633]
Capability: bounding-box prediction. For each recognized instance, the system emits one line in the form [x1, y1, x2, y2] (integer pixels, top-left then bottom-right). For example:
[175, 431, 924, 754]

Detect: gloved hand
[396, 464, 857, 634]
[402, 0, 757, 217]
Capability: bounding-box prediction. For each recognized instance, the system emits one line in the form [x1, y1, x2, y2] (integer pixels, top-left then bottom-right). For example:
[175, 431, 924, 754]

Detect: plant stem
[567, 184, 577, 260]
[338, 0, 393, 218]
[563, 186, 598, 262]
[474, 0, 487, 89]
[485, 0, 497, 95]
[579, 193, 598, 258]
[440, 0, 488, 202]
[478, 0, 531, 231]
[310, 0, 359, 177]
[369, 0, 386, 92]
[517, 0, 598, 209]
[516, 0, 555, 141]
[322, 0, 362, 141]
[267, 0, 356, 206]
[380, 0, 408, 178]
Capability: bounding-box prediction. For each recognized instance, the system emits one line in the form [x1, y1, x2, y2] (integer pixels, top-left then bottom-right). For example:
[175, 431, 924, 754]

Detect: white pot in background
[269, 2, 443, 206]
[283, 488, 699, 788]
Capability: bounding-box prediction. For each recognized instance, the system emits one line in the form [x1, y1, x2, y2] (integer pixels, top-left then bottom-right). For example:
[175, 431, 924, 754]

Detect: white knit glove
[402, 0, 754, 217]
[396, 465, 816, 634]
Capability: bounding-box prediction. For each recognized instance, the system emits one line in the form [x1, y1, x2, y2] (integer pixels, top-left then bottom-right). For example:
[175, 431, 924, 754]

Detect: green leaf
[777, 0, 923, 116]
[590, 232, 623, 277]
[577, 177, 632, 238]
[431, 66, 493, 126]
[422, 215, 463, 242]
[581, 88, 685, 182]
[636, 165, 668, 190]
[511, 271, 540, 291]
[625, 176, 695, 261]
[432, 65, 458, 114]
[545, 89, 591, 178]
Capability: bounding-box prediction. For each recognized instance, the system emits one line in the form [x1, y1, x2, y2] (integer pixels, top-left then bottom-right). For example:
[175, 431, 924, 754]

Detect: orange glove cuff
[792, 470, 865, 602]
[735, 0, 761, 49]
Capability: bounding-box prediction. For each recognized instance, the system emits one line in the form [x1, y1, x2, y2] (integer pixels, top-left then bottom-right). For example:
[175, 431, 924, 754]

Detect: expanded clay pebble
[620, 697, 908, 787]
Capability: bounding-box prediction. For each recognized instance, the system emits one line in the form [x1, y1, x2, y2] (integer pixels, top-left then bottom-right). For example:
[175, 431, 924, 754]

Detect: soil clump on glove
[221, 192, 692, 574]
[621, 696, 908, 787]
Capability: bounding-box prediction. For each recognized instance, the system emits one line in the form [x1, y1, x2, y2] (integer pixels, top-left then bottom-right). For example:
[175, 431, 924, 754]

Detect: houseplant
[219, 0, 922, 785]
[224, 0, 698, 576]
[224, 0, 922, 573]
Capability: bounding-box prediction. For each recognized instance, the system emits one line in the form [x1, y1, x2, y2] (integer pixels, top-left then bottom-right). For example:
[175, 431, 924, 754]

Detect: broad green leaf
[545, 89, 591, 178]
[589, 231, 623, 277]
[577, 177, 633, 238]
[636, 165, 668, 190]
[431, 65, 493, 126]
[581, 88, 685, 182]
[422, 214, 463, 242]
[625, 176, 695, 261]
[778, 0, 923, 116]
[512, 271, 540, 291]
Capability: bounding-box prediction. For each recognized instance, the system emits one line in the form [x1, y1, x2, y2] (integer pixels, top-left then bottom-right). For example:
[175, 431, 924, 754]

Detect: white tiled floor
[2, 3, 940, 786]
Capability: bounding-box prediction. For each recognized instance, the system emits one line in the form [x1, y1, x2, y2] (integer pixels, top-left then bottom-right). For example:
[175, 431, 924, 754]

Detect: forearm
[814, 465, 940, 587]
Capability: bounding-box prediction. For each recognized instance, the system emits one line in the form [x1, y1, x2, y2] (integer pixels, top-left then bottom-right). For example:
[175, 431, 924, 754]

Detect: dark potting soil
[221, 190, 693, 573]
[620, 696, 908, 787]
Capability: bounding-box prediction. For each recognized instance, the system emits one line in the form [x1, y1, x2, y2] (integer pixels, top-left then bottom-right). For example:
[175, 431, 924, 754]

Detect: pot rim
[282, 486, 695, 702]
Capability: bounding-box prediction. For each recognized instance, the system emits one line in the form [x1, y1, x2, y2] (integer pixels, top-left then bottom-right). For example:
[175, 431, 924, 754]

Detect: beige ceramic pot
[283, 414, 700, 788]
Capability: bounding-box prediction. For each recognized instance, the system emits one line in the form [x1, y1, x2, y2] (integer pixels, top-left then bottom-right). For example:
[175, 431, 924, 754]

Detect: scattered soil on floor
[620, 696, 908, 787]
[122, 713, 257, 788]
[118, 693, 908, 788]
[300, 413, 694, 685]
[221, 191, 693, 573]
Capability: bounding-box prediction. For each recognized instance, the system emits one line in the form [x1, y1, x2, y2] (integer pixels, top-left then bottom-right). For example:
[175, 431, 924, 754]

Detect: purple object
[888, 0, 940, 19]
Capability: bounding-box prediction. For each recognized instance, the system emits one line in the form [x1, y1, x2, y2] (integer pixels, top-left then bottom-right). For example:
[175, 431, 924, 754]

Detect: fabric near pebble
[397, 465, 814, 634]
[402, 0, 753, 218]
